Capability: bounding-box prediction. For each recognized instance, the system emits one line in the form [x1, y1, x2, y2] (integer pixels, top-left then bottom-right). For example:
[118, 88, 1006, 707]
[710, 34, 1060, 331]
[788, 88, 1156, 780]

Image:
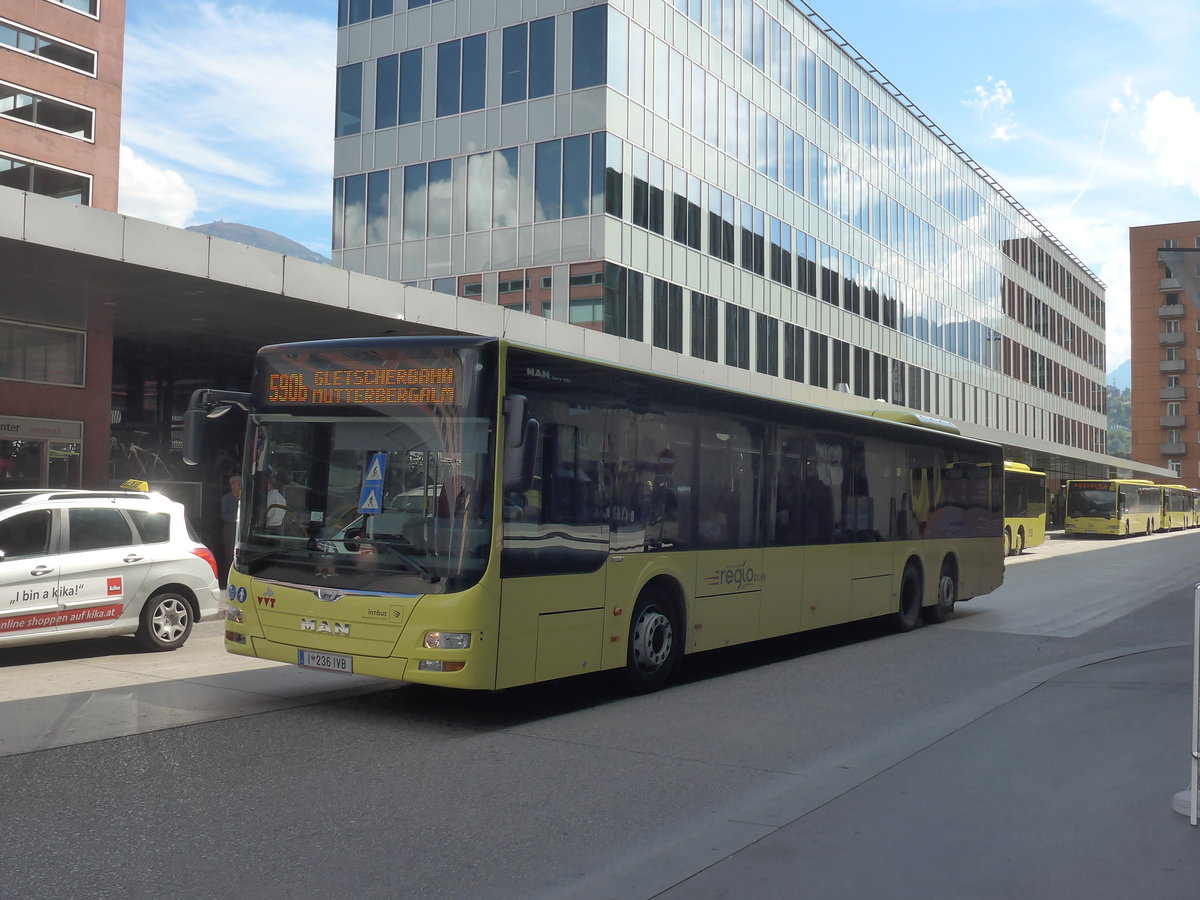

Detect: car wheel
[621, 588, 681, 694]
[893, 565, 922, 632]
[136, 591, 194, 651]
[921, 560, 956, 625]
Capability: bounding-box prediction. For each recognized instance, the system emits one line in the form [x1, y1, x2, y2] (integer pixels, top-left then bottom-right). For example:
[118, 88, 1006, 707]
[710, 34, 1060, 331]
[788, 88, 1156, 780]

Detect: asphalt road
[1, 528, 1197, 899]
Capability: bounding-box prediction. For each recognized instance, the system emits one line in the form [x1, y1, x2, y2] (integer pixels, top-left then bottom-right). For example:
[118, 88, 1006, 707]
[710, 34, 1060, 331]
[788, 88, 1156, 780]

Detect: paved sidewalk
[569, 644, 1200, 899]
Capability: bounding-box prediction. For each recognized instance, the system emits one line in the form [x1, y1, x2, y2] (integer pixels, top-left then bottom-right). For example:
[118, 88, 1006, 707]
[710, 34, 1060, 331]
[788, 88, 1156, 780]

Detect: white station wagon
[0, 489, 221, 651]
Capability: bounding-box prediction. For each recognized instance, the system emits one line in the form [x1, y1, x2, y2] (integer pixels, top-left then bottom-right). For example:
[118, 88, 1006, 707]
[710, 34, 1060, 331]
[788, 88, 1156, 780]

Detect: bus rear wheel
[893, 566, 921, 632]
[1003, 527, 1013, 557]
[921, 561, 957, 625]
[621, 589, 681, 693]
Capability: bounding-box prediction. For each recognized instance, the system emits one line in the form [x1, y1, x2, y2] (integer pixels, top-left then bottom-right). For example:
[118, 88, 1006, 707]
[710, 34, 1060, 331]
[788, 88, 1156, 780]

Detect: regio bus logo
[705, 561, 766, 589]
[300, 618, 350, 635]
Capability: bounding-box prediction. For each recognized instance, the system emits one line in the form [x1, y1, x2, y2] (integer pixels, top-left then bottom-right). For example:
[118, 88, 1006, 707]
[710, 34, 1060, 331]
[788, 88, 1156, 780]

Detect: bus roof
[1004, 461, 1046, 476]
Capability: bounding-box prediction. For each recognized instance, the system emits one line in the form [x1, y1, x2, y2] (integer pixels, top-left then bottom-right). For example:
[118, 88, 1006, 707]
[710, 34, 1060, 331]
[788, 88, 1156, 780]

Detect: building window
[783, 324, 804, 382]
[652, 280, 682, 353]
[1169, 459, 1181, 477]
[1168, 402, 1181, 416]
[724, 304, 750, 369]
[375, 50, 422, 129]
[45, 0, 98, 16]
[502, 17, 555, 103]
[0, 82, 93, 140]
[808, 332, 829, 388]
[0, 152, 89, 203]
[691, 292, 718, 362]
[1168, 375, 1181, 387]
[0, 319, 85, 386]
[0, 19, 96, 74]
[436, 37, 486, 117]
[335, 63, 362, 136]
[572, 6, 608, 89]
[755, 314, 778, 376]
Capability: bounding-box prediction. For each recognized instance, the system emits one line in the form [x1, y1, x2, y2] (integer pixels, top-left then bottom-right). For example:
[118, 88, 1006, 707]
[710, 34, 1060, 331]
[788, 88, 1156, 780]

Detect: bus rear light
[423, 631, 471, 650]
[418, 660, 466, 672]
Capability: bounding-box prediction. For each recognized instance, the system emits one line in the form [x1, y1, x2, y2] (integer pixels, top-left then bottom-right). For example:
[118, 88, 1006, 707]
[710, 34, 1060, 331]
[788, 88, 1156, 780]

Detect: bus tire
[893, 565, 922, 632]
[1003, 527, 1012, 557]
[1016, 528, 1026, 555]
[921, 559, 957, 624]
[621, 588, 681, 693]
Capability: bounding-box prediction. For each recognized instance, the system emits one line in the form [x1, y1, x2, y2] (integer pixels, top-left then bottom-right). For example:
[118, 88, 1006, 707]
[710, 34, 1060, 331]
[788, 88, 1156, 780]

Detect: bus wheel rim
[632, 609, 673, 671]
[938, 574, 955, 609]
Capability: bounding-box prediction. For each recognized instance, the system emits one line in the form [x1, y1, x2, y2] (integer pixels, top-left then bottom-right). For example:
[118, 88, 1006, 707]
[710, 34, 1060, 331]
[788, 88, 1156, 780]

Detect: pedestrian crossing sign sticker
[359, 452, 387, 514]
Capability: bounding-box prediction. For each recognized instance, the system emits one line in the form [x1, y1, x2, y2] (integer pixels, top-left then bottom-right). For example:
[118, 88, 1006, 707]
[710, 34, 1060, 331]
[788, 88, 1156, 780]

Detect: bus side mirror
[503, 395, 539, 493]
[182, 407, 208, 467]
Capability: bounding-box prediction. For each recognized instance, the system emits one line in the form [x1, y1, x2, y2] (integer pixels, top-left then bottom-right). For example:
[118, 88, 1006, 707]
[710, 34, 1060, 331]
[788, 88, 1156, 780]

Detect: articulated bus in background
[1159, 484, 1194, 531]
[1064, 479, 1161, 537]
[1002, 461, 1047, 557]
[184, 336, 1005, 693]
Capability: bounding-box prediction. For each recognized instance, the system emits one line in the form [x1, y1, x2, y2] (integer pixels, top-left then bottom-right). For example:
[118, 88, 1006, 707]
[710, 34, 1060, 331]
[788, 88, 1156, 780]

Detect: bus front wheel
[622, 589, 681, 693]
[1016, 528, 1026, 555]
[893, 566, 922, 632]
[1003, 527, 1012, 557]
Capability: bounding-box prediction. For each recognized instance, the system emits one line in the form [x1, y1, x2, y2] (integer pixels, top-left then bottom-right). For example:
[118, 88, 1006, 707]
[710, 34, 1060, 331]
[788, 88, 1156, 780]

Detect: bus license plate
[298, 649, 352, 674]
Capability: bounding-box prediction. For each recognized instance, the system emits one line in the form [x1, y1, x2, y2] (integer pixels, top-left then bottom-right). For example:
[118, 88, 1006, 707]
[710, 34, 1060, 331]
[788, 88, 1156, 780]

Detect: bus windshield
[1067, 484, 1115, 519]
[238, 342, 496, 594]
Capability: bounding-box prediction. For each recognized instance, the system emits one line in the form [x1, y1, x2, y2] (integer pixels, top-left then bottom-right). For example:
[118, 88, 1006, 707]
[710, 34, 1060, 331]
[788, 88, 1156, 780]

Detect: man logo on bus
[300, 618, 350, 635]
[705, 562, 765, 589]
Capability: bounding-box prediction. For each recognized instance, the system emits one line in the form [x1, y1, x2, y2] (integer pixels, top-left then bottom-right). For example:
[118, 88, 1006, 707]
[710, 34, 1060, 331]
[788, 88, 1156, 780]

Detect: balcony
[1161, 277, 1183, 291]
[1160, 415, 1186, 428]
[1160, 359, 1186, 373]
[1160, 442, 1187, 456]
[1159, 331, 1186, 346]
[1160, 303, 1186, 318]
[1160, 386, 1186, 400]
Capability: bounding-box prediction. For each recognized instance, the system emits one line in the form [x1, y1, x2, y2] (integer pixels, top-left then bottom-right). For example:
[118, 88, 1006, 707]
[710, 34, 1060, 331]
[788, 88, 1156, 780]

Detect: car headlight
[423, 631, 471, 650]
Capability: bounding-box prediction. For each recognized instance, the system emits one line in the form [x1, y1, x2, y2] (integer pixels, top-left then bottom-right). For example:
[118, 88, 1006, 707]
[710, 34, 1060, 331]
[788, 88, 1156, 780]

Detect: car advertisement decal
[0, 603, 123, 633]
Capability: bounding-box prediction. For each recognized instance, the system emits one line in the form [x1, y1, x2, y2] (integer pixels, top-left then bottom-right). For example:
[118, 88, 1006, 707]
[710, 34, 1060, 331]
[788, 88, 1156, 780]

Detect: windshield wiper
[355, 538, 441, 583]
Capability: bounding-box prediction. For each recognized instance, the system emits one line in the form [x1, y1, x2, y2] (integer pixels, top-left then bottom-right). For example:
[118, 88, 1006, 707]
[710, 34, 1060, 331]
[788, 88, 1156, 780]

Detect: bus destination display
[265, 366, 457, 406]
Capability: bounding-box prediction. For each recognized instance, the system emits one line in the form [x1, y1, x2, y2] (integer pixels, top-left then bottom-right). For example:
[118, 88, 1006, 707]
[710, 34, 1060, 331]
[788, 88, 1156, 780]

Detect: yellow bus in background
[1064, 479, 1160, 537]
[1002, 461, 1047, 556]
[185, 336, 1006, 693]
[1159, 484, 1194, 531]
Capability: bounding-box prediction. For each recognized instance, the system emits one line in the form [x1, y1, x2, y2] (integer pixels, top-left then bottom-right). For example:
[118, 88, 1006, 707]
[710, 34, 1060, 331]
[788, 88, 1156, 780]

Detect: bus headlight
[423, 631, 471, 650]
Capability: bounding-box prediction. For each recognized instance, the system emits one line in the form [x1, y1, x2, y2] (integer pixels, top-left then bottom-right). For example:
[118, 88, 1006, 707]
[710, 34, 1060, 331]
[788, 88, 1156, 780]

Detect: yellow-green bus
[1002, 461, 1047, 556]
[1159, 484, 1193, 531]
[1064, 479, 1160, 537]
[184, 336, 1006, 693]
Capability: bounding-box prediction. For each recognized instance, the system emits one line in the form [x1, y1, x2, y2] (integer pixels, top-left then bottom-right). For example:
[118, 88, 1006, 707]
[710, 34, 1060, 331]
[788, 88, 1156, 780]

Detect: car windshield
[237, 339, 497, 594]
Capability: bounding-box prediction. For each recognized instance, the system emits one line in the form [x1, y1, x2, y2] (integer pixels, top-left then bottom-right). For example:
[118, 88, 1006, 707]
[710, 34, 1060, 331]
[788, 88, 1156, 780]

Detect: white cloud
[964, 77, 1013, 116]
[118, 145, 198, 226]
[1139, 91, 1200, 196]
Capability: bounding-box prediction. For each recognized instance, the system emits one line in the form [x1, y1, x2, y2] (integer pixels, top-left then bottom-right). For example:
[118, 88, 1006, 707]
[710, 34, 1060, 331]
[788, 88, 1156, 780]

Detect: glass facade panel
[399, 50, 422, 124]
[436, 41, 461, 117]
[534, 140, 561, 222]
[529, 18, 556, 98]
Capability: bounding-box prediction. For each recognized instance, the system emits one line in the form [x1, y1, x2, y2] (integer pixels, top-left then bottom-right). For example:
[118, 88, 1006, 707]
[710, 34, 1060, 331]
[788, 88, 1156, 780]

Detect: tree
[1107, 385, 1131, 458]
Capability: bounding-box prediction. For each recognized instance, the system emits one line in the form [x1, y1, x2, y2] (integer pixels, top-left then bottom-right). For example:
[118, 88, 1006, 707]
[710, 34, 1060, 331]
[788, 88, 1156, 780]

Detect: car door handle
[30, 566, 54, 576]
[123, 554, 144, 564]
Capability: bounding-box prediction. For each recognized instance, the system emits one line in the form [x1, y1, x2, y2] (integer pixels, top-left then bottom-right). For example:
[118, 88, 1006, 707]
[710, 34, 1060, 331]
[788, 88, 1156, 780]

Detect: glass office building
[332, 0, 1107, 456]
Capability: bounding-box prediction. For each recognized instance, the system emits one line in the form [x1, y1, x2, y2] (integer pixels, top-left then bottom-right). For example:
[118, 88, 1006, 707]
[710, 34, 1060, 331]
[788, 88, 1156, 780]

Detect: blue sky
[118, 0, 1200, 372]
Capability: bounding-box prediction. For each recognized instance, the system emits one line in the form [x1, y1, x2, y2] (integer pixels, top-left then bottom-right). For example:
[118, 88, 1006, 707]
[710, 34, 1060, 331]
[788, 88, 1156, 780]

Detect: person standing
[221, 475, 241, 586]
